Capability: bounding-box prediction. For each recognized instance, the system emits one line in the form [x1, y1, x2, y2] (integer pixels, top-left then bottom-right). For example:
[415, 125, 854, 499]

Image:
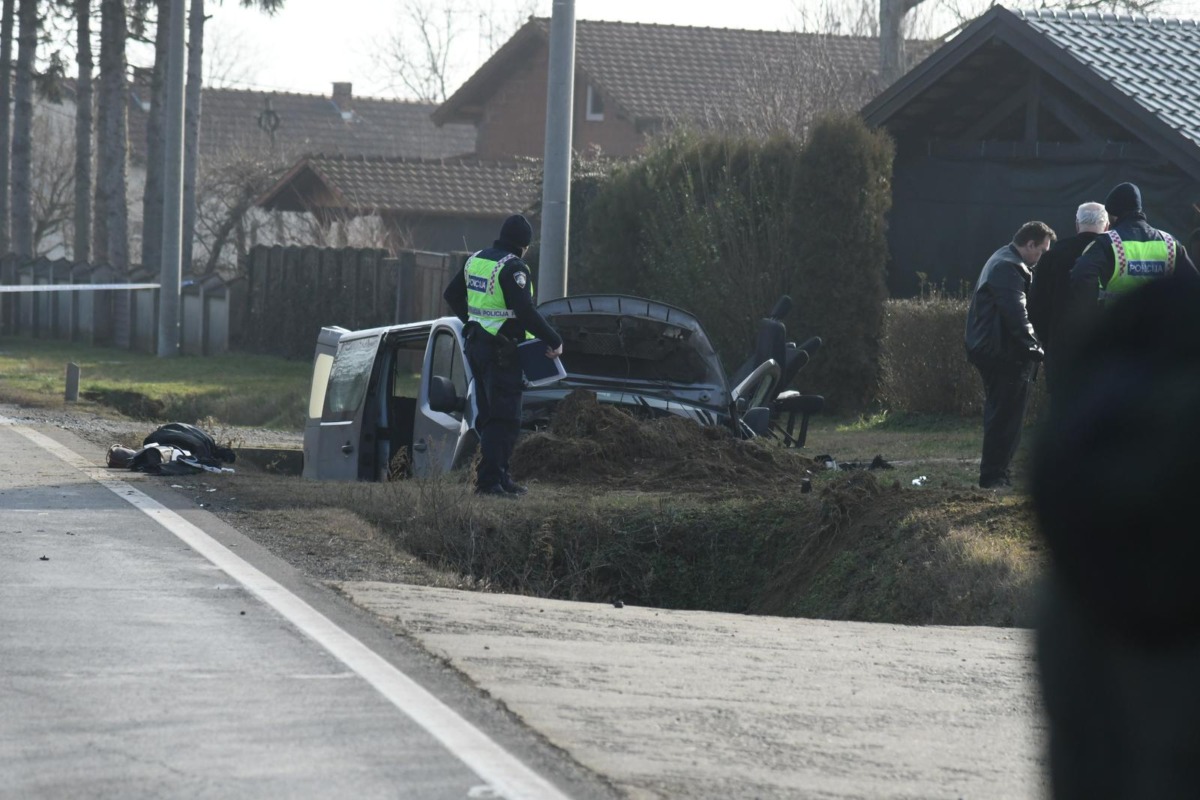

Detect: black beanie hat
[1104, 182, 1142, 219]
[498, 214, 533, 249]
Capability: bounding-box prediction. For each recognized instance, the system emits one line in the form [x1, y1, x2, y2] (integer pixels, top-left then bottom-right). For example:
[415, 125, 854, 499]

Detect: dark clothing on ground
[442, 242, 561, 491]
[1069, 212, 1198, 310]
[965, 243, 1043, 487]
[1029, 231, 1103, 393]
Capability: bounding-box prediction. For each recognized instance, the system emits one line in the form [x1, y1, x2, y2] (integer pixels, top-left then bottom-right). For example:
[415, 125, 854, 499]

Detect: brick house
[433, 18, 906, 160]
[256, 20, 926, 256]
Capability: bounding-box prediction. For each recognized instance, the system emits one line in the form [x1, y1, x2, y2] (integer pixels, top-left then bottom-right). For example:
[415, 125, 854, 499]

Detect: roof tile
[128, 86, 477, 165]
[1019, 9, 1200, 148]
[286, 155, 538, 217]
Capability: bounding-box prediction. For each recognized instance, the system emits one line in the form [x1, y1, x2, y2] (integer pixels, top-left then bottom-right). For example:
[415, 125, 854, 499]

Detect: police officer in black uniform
[443, 215, 563, 497]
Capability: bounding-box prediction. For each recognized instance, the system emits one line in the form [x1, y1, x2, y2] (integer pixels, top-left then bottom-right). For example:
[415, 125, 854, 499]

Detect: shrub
[571, 114, 893, 413]
[880, 297, 981, 415]
[880, 297, 1047, 417]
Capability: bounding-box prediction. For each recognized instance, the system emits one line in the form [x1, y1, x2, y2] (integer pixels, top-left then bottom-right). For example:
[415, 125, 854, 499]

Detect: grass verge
[0, 337, 311, 428]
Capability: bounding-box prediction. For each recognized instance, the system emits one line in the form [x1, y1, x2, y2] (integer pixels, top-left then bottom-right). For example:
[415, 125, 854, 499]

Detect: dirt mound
[511, 389, 818, 492]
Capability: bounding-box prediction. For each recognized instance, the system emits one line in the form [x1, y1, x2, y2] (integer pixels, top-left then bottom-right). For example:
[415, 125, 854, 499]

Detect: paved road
[0, 417, 1048, 799]
[0, 420, 615, 800]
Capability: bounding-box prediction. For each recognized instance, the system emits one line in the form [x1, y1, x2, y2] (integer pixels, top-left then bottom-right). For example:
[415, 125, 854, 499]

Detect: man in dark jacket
[964, 221, 1053, 489]
[443, 214, 563, 497]
[1070, 182, 1198, 309]
[1029, 202, 1108, 394]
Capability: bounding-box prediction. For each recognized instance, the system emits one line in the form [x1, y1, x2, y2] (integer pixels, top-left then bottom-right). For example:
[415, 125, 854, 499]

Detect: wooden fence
[239, 245, 465, 359]
[0, 246, 465, 359]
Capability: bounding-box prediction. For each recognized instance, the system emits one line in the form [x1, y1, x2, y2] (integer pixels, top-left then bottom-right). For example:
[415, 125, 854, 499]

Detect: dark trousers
[466, 333, 523, 489]
[976, 359, 1034, 483]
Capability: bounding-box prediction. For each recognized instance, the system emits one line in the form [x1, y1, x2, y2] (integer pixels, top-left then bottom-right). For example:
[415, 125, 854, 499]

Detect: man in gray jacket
[964, 221, 1053, 489]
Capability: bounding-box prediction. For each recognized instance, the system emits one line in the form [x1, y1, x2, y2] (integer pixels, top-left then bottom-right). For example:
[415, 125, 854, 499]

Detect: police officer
[1070, 182, 1198, 309]
[443, 214, 563, 497]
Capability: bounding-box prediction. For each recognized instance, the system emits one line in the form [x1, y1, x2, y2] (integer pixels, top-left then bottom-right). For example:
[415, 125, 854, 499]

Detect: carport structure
[863, 6, 1200, 295]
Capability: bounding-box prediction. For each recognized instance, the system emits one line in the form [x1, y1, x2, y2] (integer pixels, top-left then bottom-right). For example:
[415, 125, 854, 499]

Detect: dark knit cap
[1104, 182, 1142, 219]
[498, 214, 533, 249]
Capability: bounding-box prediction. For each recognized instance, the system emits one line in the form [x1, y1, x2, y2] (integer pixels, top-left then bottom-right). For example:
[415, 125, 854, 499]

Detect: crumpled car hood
[532, 294, 730, 412]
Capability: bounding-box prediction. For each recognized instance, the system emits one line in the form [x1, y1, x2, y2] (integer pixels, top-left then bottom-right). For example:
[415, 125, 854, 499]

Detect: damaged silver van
[303, 294, 821, 481]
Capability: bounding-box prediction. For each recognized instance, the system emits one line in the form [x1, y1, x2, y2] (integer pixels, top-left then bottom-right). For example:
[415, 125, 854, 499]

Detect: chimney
[332, 82, 353, 109]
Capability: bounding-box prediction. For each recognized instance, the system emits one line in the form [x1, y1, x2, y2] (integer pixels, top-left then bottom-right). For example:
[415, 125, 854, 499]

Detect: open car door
[411, 320, 475, 477]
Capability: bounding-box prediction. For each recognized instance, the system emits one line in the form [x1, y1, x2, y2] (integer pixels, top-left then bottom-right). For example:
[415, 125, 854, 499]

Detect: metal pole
[537, 0, 575, 303]
[157, 0, 186, 356]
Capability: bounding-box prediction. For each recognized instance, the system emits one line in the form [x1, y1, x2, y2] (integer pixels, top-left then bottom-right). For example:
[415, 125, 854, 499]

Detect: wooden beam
[1039, 86, 1105, 144]
[960, 90, 1027, 141]
[1024, 67, 1041, 144]
[919, 139, 1157, 161]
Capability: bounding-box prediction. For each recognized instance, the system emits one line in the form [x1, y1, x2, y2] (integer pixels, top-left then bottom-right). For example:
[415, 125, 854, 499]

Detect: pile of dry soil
[510, 389, 819, 493]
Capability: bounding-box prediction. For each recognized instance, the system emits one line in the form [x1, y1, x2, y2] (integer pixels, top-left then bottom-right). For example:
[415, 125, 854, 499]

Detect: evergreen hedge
[570, 114, 893, 412]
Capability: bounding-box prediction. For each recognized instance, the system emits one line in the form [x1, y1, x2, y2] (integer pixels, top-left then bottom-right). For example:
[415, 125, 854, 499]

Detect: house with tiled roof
[255, 154, 538, 253]
[254, 20, 935, 257]
[862, 6, 1200, 295]
[128, 82, 477, 164]
[120, 81, 480, 268]
[433, 18, 928, 160]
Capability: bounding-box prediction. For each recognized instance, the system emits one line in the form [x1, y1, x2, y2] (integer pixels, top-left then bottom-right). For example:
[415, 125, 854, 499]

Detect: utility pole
[157, 0, 186, 356]
[537, 0, 575, 303]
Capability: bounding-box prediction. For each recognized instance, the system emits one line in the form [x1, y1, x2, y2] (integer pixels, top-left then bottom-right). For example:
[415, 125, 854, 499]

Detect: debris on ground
[510, 389, 819, 493]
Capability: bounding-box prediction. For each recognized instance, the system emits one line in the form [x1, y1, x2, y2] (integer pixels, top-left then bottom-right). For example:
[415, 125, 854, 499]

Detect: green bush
[880, 297, 982, 415]
[880, 297, 1047, 417]
[571, 114, 893, 412]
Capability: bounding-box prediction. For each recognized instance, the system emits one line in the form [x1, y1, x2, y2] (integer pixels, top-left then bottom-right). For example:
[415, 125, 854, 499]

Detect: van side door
[302, 326, 348, 479]
[314, 333, 382, 481]
[412, 323, 473, 477]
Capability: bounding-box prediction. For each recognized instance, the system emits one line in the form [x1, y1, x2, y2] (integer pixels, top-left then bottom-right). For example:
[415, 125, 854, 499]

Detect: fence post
[396, 250, 416, 323]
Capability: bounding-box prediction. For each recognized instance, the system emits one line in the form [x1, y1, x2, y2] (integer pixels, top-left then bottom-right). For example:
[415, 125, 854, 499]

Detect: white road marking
[3, 420, 571, 800]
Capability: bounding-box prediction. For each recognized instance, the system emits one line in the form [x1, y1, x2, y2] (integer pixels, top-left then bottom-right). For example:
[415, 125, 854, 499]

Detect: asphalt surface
[0, 419, 617, 800]
[0, 415, 1049, 799]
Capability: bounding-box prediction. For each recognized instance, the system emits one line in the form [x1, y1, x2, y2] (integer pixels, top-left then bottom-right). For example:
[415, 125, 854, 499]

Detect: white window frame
[585, 84, 605, 122]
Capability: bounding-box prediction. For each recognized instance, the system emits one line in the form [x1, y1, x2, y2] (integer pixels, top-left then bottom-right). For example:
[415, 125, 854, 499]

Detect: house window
[586, 84, 604, 121]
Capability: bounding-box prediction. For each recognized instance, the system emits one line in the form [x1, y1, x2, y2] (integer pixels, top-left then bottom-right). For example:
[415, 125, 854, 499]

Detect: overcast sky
[202, 0, 1200, 99]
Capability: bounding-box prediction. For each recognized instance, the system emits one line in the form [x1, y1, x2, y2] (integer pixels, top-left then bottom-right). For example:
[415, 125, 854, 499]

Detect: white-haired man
[1028, 202, 1108, 394]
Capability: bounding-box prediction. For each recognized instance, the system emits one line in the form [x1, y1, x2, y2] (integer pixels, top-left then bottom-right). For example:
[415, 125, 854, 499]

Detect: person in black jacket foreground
[964, 221, 1054, 489]
[1032, 272, 1200, 799]
[1028, 202, 1108, 395]
[443, 214, 563, 497]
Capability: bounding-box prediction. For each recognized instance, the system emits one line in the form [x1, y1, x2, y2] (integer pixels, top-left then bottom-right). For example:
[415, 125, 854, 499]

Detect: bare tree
[182, 0, 205, 273]
[201, 22, 261, 88]
[695, 33, 881, 141]
[140, 0, 168, 272]
[31, 108, 75, 256]
[375, 0, 536, 103]
[11, 0, 37, 258]
[95, 0, 128, 268]
[0, 0, 14, 257]
[191, 142, 291, 275]
[73, 0, 93, 261]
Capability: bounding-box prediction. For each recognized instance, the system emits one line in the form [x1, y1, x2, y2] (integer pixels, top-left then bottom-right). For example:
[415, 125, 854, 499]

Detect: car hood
[534, 294, 730, 411]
